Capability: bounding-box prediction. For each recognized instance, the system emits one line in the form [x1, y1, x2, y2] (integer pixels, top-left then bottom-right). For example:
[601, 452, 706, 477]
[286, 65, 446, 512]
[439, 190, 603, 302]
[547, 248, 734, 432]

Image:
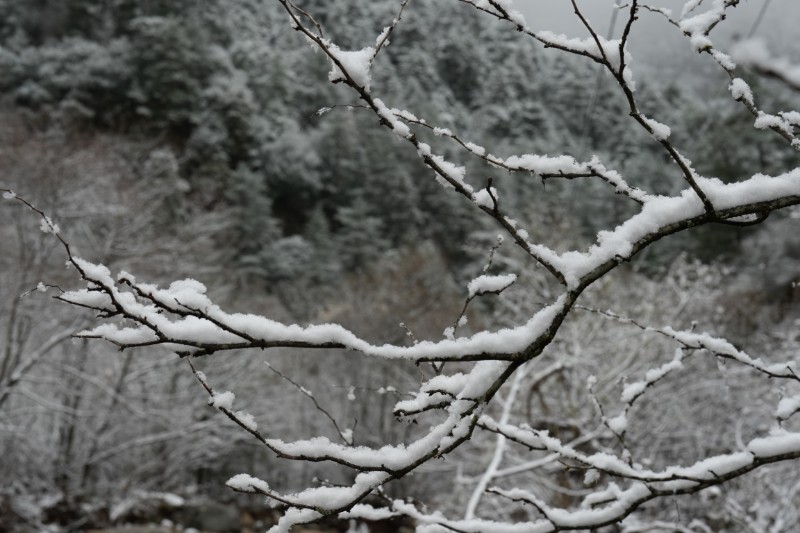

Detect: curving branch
[4, 0, 800, 531]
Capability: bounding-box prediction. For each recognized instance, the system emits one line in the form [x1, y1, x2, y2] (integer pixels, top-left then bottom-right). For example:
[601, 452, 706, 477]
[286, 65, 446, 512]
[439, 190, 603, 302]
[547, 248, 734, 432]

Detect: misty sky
[516, 1, 795, 42]
[514, 1, 797, 78]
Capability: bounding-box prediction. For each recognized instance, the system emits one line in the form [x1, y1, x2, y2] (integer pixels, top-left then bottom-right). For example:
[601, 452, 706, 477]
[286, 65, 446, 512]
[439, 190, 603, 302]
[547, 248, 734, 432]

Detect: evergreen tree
[304, 205, 342, 284]
[334, 193, 391, 271]
[225, 165, 283, 280]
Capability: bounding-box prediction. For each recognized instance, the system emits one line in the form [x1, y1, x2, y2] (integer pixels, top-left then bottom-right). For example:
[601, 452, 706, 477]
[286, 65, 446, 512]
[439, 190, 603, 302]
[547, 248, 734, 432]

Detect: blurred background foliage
[1, 0, 799, 530]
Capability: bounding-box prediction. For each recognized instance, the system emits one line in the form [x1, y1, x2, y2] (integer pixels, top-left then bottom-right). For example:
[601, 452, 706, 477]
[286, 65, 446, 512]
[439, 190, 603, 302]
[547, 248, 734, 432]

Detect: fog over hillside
[518, 0, 799, 78]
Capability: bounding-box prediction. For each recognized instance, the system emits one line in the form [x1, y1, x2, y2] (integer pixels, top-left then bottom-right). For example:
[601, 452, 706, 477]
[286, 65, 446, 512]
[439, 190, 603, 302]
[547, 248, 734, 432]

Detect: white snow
[584, 469, 601, 486]
[620, 382, 646, 404]
[327, 45, 375, 91]
[373, 98, 411, 139]
[39, 216, 60, 235]
[236, 410, 258, 431]
[536, 32, 622, 68]
[468, 0, 527, 28]
[340, 504, 398, 521]
[754, 112, 793, 135]
[393, 391, 451, 415]
[680, 0, 703, 19]
[421, 373, 470, 396]
[747, 431, 800, 458]
[443, 326, 455, 341]
[782, 111, 800, 126]
[430, 155, 470, 193]
[465, 142, 486, 156]
[73, 258, 115, 287]
[59, 289, 113, 310]
[156, 492, 184, 507]
[473, 188, 497, 209]
[712, 50, 735, 71]
[607, 414, 628, 434]
[374, 26, 392, 47]
[467, 274, 517, 298]
[776, 396, 800, 421]
[74, 289, 567, 361]
[676, 1, 730, 54]
[641, 115, 671, 141]
[729, 78, 754, 106]
[503, 153, 588, 175]
[41, 3, 800, 529]
[664, 327, 798, 379]
[549, 169, 800, 287]
[226, 473, 270, 493]
[209, 390, 235, 410]
[679, 7, 720, 35]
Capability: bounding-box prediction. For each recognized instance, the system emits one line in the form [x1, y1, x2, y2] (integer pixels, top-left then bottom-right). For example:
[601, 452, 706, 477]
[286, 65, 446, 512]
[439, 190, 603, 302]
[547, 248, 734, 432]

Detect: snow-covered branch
[4, 0, 800, 530]
[640, 2, 800, 150]
[279, 0, 569, 284]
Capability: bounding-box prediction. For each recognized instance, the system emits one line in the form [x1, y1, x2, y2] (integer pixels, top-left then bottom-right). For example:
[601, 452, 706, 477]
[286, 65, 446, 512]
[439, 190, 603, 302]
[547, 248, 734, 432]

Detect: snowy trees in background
[2, 0, 800, 531]
[0, 116, 274, 526]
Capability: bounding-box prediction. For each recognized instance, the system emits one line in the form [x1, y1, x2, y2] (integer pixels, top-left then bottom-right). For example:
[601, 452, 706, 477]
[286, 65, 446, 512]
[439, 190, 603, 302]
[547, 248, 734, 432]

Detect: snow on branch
[280, 0, 572, 284]
[327, 46, 375, 91]
[468, 273, 517, 299]
[475, 419, 800, 530]
[777, 396, 800, 423]
[641, 2, 800, 150]
[538, 170, 800, 287]
[350, 429, 800, 533]
[462, 0, 719, 214]
[372, 0, 412, 59]
[5, 0, 800, 530]
[393, 110, 650, 204]
[63, 259, 572, 362]
[580, 306, 800, 381]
